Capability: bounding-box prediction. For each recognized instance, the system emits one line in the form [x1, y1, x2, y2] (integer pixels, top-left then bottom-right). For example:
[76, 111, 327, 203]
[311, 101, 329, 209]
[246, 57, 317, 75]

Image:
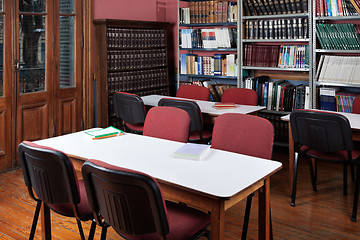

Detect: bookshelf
[177, 0, 241, 90]
[313, 0, 360, 112]
[94, 19, 170, 128]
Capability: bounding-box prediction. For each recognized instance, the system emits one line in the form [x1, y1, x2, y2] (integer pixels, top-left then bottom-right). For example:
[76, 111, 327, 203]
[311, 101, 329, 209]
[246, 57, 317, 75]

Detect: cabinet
[177, 0, 241, 89]
[94, 19, 170, 128]
[312, 1, 360, 112]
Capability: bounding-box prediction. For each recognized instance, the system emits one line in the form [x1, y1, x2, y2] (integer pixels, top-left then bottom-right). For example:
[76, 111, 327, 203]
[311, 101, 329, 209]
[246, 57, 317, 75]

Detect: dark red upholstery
[18, 141, 96, 240]
[81, 159, 210, 240]
[211, 113, 274, 159]
[113, 92, 146, 133]
[158, 98, 212, 143]
[143, 106, 190, 143]
[176, 84, 210, 101]
[353, 97, 360, 114]
[221, 88, 258, 106]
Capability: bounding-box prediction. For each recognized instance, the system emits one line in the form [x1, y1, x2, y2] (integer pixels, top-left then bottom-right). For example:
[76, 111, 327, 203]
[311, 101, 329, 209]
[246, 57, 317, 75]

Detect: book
[85, 126, 123, 140]
[173, 143, 210, 160]
[213, 103, 237, 109]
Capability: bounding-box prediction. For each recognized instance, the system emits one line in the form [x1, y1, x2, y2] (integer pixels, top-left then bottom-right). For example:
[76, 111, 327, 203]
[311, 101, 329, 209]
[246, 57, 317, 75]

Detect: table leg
[258, 178, 271, 240]
[41, 202, 51, 240]
[210, 200, 225, 240]
[288, 123, 294, 193]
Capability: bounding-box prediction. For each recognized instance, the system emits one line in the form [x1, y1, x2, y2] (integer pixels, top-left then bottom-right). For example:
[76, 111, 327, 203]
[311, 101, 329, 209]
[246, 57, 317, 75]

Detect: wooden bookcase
[94, 19, 170, 127]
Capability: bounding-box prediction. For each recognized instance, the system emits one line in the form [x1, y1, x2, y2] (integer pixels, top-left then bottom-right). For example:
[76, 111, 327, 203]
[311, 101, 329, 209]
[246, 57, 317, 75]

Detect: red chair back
[353, 97, 360, 114]
[176, 84, 210, 101]
[211, 113, 274, 159]
[221, 88, 257, 106]
[143, 106, 190, 143]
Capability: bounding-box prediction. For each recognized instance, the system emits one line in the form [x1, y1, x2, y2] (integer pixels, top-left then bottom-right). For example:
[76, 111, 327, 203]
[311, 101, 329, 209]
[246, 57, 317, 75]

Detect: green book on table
[174, 143, 210, 161]
[85, 126, 123, 140]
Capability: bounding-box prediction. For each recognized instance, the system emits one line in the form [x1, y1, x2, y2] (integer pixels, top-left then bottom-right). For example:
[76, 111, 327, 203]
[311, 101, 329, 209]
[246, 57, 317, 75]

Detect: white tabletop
[35, 130, 282, 198]
[141, 94, 266, 115]
[281, 111, 360, 130]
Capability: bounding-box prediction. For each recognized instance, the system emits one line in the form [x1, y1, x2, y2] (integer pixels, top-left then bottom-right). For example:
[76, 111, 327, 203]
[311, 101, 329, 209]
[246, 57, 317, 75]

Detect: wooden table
[281, 111, 360, 191]
[35, 130, 282, 240]
[141, 94, 266, 123]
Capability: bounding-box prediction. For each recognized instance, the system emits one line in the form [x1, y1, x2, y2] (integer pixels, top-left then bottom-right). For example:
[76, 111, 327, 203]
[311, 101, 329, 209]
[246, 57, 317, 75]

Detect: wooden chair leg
[291, 152, 299, 207]
[29, 201, 42, 240]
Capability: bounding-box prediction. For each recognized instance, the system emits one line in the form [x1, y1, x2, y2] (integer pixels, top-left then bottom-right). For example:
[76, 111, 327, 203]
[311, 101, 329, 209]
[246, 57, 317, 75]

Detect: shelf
[180, 74, 237, 80]
[315, 16, 360, 21]
[243, 39, 310, 43]
[180, 22, 237, 27]
[315, 49, 360, 54]
[180, 48, 237, 51]
[316, 81, 360, 88]
[242, 66, 310, 72]
[260, 109, 291, 115]
[243, 13, 309, 20]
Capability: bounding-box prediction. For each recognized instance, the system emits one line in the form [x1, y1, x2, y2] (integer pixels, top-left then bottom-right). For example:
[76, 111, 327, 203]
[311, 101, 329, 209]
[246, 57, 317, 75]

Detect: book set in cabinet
[94, 19, 170, 128]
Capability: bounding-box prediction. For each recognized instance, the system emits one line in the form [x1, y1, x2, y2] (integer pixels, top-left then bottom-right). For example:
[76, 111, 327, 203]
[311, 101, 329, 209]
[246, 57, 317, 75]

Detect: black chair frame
[290, 110, 356, 208]
[18, 142, 96, 240]
[113, 92, 146, 134]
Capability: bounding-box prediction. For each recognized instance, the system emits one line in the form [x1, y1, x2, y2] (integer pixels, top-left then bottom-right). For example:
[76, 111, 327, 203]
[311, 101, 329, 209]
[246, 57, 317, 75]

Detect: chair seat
[300, 146, 360, 162]
[127, 123, 144, 132]
[189, 129, 212, 141]
[49, 180, 92, 219]
[122, 201, 210, 240]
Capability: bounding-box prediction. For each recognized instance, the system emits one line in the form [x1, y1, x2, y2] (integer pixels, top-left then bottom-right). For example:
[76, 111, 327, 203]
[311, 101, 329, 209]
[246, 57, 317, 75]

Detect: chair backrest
[18, 141, 80, 205]
[176, 84, 210, 101]
[143, 106, 190, 143]
[353, 97, 360, 114]
[221, 88, 258, 106]
[81, 159, 169, 237]
[113, 92, 146, 125]
[211, 113, 274, 159]
[290, 110, 353, 152]
[158, 98, 203, 133]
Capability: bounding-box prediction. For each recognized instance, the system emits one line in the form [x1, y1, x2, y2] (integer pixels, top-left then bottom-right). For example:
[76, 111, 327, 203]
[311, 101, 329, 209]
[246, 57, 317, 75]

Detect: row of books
[316, 23, 360, 50]
[107, 69, 168, 94]
[318, 87, 360, 112]
[246, 77, 311, 111]
[315, 0, 360, 17]
[243, 45, 309, 68]
[106, 28, 166, 48]
[180, 28, 237, 49]
[180, 53, 237, 77]
[179, 1, 237, 24]
[245, 18, 309, 40]
[243, 0, 308, 16]
[107, 49, 166, 71]
[317, 55, 360, 84]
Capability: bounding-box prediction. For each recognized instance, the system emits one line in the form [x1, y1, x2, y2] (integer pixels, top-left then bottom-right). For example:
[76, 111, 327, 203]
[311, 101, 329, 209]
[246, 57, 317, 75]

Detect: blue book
[197, 56, 203, 75]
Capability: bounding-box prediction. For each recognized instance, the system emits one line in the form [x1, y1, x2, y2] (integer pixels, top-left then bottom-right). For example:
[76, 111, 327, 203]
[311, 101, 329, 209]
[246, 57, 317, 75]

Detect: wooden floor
[0, 146, 360, 239]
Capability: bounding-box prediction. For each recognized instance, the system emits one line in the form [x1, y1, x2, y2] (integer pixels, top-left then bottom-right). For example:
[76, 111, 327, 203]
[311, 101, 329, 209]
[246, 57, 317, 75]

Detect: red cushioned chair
[353, 96, 360, 114]
[221, 88, 258, 106]
[143, 106, 191, 143]
[113, 92, 146, 134]
[289, 110, 360, 221]
[176, 84, 210, 101]
[18, 141, 96, 240]
[81, 159, 210, 240]
[211, 113, 274, 240]
[158, 98, 212, 144]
